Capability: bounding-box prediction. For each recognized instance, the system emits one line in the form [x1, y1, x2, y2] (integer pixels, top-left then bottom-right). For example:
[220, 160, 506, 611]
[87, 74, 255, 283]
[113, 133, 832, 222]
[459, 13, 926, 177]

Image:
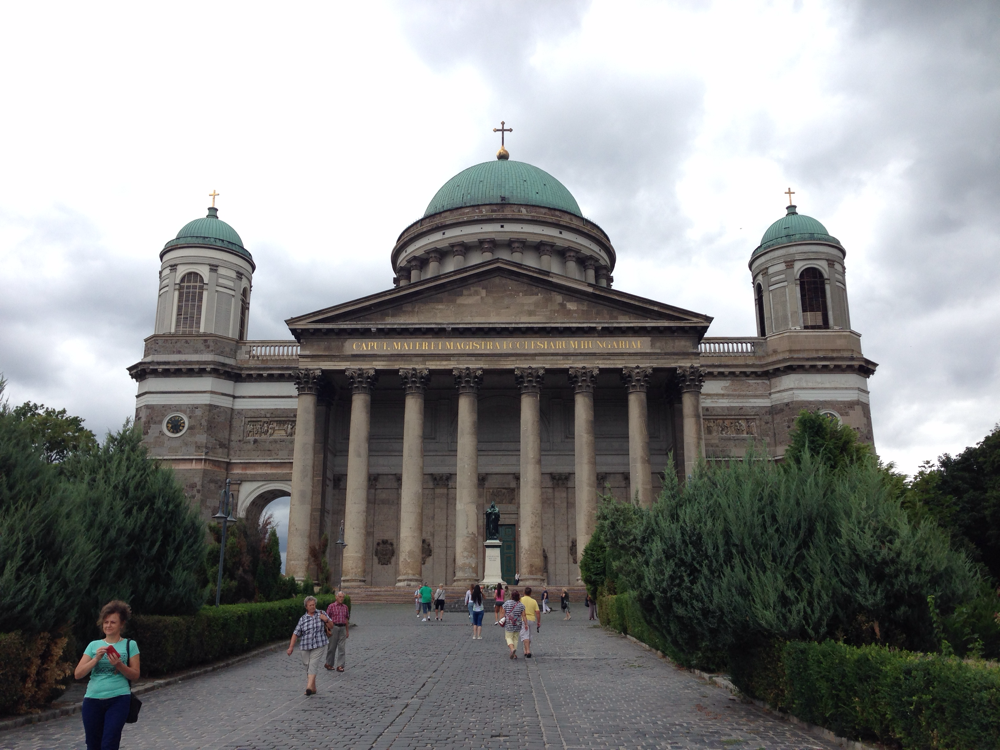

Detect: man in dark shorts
[419, 582, 433, 621]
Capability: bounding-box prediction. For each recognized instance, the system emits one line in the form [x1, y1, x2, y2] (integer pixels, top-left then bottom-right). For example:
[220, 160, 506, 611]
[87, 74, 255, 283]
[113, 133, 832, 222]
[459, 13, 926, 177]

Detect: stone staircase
[342, 585, 589, 610]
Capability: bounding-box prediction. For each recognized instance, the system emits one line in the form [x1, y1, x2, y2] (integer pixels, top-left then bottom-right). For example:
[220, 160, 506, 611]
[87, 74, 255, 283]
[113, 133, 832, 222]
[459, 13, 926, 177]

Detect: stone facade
[132, 181, 877, 589]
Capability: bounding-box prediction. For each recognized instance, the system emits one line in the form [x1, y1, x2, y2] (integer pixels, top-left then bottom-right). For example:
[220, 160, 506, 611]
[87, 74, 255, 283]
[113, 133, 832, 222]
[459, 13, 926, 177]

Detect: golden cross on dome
[209, 190, 220, 207]
[785, 187, 795, 205]
[493, 120, 512, 148]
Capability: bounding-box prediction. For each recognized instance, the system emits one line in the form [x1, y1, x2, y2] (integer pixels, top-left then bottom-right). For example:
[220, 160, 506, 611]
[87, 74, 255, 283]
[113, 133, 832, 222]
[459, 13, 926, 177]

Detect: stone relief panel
[375, 539, 395, 566]
[422, 539, 432, 565]
[244, 418, 296, 439]
[704, 418, 759, 438]
[486, 488, 516, 505]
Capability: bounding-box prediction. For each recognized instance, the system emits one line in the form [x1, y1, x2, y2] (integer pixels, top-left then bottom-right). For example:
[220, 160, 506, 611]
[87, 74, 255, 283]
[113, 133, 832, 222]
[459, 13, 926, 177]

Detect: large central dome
[424, 160, 582, 218]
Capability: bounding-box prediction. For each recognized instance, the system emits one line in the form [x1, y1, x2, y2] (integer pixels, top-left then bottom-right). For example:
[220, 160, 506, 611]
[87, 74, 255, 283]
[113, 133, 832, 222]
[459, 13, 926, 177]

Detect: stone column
[479, 238, 495, 261]
[426, 251, 441, 278]
[622, 366, 654, 507]
[583, 258, 597, 285]
[515, 367, 546, 585]
[397, 273, 409, 288]
[596, 267, 609, 288]
[287, 369, 322, 580]
[451, 242, 466, 270]
[409, 260, 422, 284]
[569, 367, 598, 581]
[564, 250, 579, 280]
[396, 368, 430, 587]
[510, 238, 526, 264]
[204, 264, 219, 333]
[341, 368, 378, 586]
[453, 367, 483, 587]
[538, 243, 553, 272]
[678, 366, 705, 480]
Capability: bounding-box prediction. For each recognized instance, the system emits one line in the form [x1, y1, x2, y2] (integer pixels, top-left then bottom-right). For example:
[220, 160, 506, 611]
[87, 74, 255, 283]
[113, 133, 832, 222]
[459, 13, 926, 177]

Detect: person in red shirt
[324, 591, 350, 672]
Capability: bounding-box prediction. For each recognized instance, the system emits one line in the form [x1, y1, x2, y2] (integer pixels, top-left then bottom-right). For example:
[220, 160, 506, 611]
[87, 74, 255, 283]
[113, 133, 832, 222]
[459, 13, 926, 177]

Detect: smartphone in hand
[105, 645, 120, 660]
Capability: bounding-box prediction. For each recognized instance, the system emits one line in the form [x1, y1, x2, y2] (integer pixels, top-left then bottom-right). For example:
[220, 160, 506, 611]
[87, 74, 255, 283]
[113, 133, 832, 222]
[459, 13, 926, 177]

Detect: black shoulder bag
[124, 639, 142, 723]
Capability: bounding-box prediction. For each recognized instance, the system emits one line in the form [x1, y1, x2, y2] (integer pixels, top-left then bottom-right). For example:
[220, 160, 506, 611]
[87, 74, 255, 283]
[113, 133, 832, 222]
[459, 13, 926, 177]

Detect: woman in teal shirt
[75, 600, 140, 750]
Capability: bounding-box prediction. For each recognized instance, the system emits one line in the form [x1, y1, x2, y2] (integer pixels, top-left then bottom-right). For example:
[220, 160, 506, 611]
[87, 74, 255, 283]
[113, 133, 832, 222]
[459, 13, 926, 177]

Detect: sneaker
[526, 653, 532, 658]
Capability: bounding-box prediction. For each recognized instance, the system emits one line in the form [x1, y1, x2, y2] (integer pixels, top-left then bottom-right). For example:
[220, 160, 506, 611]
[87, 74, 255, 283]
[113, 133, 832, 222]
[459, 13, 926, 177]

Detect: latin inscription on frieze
[348, 337, 650, 354]
[244, 418, 296, 439]
[703, 418, 758, 438]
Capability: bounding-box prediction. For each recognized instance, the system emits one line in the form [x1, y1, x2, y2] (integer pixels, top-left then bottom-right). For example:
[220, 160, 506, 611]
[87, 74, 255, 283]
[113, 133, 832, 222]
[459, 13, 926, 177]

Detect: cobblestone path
[1, 604, 840, 749]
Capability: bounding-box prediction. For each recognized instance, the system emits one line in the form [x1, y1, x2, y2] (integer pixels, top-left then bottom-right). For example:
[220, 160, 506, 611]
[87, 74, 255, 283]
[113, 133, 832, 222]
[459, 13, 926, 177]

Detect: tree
[0, 381, 96, 632]
[10, 402, 97, 464]
[784, 410, 871, 471]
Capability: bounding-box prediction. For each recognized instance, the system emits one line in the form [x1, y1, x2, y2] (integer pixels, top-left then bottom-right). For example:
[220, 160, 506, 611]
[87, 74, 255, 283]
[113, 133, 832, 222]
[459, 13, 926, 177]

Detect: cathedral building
[129, 143, 877, 588]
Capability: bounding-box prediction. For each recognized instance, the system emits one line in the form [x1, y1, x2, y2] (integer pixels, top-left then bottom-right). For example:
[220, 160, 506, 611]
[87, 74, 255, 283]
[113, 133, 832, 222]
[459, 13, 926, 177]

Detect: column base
[395, 576, 422, 588]
[452, 577, 479, 589]
[518, 576, 546, 587]
[340, 577, 368, 587]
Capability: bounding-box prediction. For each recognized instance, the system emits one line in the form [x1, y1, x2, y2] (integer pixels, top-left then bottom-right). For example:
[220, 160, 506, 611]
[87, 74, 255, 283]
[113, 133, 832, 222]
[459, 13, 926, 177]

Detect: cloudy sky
[2, 0, 998, 502]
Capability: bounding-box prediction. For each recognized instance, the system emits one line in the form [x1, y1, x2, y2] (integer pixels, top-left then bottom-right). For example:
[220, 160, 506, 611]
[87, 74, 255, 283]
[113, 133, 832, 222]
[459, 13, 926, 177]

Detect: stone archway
[239, 481, 293, 527]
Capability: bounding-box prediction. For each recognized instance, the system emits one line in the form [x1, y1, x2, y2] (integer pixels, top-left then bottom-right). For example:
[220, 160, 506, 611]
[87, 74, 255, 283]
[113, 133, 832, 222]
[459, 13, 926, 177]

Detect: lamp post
[213, 479, 237, 607]
[335, 519, 347, 590]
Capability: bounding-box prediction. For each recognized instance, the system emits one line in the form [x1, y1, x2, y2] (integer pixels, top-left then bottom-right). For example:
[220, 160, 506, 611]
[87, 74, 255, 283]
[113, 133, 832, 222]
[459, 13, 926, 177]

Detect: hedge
[0, 630, 74, 715]
[597, 592, 684, 663]
[123, 595, 346, 677]
[732, 639, 1000, 749]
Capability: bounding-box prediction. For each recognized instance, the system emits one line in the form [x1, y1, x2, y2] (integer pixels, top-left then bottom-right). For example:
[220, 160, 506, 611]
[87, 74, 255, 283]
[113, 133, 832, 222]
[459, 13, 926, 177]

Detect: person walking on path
[520, 587, 541, 658]
[561, 589, 571, 620]
[414, 586, 421, 618]
[501, 590, 526, 659]
[419, 582, 433, 621]
[464, 584, 474, 622]
[587, 592, 597, 621]
[514, 571, 520, 585]
[493, 583, 505, 625]
[470, 584, 485, 639]
[287, 595, 330, 695]
[324, 591, 350, 673]
[434, 584, 446, 621]
[541, 588, 551, 614]
[75, 600, 140, 750]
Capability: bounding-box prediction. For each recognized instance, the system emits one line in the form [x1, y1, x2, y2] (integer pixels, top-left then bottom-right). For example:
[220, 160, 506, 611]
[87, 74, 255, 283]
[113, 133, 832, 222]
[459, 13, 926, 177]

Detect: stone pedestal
[481, 540, 504, 589]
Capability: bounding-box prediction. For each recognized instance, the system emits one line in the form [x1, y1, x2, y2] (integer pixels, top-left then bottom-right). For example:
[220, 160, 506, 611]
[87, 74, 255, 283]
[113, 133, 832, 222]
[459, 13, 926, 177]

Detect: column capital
[453, 367, 483, 393]
[551, 473, 569, 487]
[450, 242, 467, 256]
[515, 366, 545, 393]
[346, 368, 378, 394]
[563, 249, 578, 262]
[432, 473, 451, 488]
[509, 238, 527, 251]
[426, 250, 441, 261]
[621, 365, 653, 393]
[583, 257, 597, 269]
[568, 366, 599, 393]
[537, 242, 554, 257]
[479, 238, 496, 257]
[399, 367, 430, 394]
[294, 369, 323, 396]
[677, 365, 705, 393]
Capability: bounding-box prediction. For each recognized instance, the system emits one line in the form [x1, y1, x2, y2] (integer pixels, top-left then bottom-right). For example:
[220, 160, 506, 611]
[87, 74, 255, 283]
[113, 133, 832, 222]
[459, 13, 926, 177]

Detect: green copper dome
[424, 160, 582, 218]
[163, 207, 251, 259]
[753, 205, 841, 257]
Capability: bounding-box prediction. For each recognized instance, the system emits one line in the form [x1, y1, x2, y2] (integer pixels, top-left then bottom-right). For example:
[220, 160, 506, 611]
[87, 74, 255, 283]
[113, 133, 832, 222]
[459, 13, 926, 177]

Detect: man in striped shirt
[325, 591, 350, 672]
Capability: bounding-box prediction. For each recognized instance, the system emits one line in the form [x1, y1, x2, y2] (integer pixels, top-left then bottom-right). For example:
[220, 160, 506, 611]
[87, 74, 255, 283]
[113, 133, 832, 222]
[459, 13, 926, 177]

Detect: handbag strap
[125, 639, 132, 688]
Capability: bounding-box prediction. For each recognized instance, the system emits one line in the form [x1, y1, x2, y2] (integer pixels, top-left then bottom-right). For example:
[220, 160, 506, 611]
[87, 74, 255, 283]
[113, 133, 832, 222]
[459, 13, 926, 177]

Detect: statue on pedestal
[484, 501, 500, 541]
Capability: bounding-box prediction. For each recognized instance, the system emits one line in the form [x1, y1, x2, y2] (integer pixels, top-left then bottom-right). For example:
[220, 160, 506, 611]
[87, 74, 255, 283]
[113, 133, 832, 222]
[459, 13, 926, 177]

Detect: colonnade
[285, 365, 705, 584]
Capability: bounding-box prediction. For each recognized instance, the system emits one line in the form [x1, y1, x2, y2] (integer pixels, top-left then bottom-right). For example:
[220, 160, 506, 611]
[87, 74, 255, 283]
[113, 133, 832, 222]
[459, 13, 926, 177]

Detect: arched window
[174, 272, 205, 333]
[238, 288, 250, 340]
[755, 283, 767, 336]
[799, 267, 829, 329]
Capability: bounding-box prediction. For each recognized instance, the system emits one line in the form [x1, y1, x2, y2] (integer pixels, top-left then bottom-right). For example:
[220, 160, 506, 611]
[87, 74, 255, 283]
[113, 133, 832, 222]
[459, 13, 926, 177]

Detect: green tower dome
[424, 159, 582, 218]
[163, 207, 251, 259]
[753, 205, 841, 257]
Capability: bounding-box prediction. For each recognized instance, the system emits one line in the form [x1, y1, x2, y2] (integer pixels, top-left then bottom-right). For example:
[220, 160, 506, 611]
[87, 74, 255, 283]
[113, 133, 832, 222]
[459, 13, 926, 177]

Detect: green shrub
[739, 640, 1000, 749]
[0, 630, 74, 716]
[638, 448, 976, 669]
[597, 592, 683, 664]
[127, 595, 348, 676]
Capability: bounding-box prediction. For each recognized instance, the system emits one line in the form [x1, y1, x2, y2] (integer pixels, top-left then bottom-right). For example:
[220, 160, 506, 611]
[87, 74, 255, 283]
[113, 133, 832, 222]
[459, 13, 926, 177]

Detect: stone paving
[0, 604, 842, 749]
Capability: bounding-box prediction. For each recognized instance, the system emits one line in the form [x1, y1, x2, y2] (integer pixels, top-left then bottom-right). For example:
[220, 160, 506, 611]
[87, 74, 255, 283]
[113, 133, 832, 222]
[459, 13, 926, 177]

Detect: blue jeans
[472, 610, 484, 627]
[82, 694, 131, 750]
[467, 602, 474, 619]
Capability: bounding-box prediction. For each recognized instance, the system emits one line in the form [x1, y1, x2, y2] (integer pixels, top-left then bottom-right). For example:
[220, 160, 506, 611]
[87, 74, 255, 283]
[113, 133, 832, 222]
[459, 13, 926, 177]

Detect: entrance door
[499, 524, 516, 584]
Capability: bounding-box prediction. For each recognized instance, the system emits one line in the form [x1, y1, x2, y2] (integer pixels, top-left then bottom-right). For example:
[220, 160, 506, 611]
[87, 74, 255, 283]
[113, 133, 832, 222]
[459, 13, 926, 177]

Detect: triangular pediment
[287, 260, 711, 334]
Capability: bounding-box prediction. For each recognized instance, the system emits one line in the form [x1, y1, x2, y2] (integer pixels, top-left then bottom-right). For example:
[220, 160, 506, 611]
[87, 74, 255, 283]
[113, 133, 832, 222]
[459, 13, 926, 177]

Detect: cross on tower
[785, 187, 795, 205]
[493, 120, 512, 148]
[209, 190, 219, 207]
